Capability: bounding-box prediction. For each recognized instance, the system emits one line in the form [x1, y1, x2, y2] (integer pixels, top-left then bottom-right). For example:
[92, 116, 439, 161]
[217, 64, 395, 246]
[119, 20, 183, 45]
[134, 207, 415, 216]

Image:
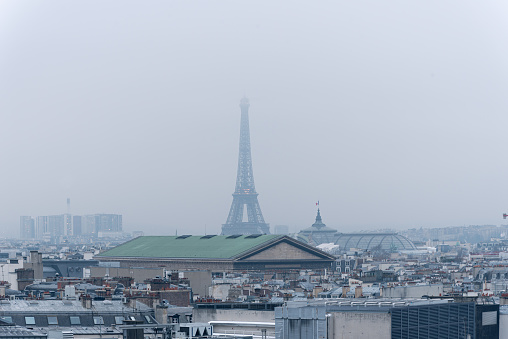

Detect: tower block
[221, 98, 270, 235]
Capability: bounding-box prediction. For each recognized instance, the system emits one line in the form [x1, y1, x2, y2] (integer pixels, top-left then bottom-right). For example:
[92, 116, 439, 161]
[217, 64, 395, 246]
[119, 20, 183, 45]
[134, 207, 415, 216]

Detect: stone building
[95, 235, 336, 272]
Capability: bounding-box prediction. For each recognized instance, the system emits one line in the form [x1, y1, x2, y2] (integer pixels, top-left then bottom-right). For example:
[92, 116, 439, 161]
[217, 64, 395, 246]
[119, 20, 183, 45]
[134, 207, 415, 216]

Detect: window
[115, 316, 124, 325]
[482, 311, 497, 326]
[0, 316, 12, 323]
[93, 316, 104, 325]
[144, 315, 152, 323]
[25, 317, 36, 325]
[48, 316, 58, 325]
[70, 316, 80, 325]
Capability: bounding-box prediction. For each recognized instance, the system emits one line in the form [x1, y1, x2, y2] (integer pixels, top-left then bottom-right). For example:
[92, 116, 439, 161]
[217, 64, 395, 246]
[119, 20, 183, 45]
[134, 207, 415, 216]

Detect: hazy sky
[1, 1, 508, 237]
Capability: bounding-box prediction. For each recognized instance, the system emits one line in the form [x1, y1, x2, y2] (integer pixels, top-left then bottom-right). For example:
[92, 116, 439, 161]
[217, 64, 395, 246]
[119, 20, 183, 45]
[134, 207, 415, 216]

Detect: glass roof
[334, 233, 416, 251]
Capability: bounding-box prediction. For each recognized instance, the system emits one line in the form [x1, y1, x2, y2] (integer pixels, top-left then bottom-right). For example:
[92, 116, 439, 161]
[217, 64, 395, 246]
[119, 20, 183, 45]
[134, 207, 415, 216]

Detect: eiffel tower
[221, 98, 270, 235]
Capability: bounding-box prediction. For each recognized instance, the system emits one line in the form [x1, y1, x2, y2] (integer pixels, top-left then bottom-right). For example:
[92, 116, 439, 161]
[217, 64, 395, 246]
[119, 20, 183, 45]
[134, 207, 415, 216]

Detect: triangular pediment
[240, 241, 325, 261]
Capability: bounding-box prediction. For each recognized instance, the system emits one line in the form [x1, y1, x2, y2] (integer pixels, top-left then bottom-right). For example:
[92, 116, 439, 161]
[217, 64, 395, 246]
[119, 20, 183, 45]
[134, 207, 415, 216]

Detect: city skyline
[2, 2, 508, 237]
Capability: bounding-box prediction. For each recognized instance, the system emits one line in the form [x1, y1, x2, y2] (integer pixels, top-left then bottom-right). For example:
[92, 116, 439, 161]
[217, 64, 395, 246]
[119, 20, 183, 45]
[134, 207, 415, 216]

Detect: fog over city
[1, 1, 508, 237]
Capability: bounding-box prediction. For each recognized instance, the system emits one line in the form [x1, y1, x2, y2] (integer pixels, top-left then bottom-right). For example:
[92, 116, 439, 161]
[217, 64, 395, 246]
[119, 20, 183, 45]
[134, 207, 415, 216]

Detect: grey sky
[1, 1, 508, 237]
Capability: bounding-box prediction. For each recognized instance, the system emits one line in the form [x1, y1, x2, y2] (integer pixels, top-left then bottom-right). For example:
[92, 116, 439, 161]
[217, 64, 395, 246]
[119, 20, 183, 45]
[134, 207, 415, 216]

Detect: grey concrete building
[275, 299, 499, 339]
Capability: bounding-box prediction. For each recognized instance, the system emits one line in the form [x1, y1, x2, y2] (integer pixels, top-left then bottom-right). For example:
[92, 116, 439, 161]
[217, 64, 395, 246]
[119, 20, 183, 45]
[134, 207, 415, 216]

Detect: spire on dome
[313, 208, 325, 229]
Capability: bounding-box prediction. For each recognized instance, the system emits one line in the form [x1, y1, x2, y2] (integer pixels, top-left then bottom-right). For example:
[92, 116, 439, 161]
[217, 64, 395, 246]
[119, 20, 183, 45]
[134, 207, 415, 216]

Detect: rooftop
[97, 235, 283, 259]
[0, 299, 152, 313]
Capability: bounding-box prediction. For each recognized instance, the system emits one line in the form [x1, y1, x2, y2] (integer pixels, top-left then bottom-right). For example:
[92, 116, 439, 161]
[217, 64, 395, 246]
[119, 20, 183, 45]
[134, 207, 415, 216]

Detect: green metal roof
[97, 235, 283, 259]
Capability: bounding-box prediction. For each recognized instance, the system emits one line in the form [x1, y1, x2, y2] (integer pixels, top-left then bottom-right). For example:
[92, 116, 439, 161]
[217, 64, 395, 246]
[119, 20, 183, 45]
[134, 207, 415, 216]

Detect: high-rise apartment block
[81, 214, 123, 235]
[73, 215, 82, 236]
[20, 213, 122, 240]
[19, 216, 35, 239]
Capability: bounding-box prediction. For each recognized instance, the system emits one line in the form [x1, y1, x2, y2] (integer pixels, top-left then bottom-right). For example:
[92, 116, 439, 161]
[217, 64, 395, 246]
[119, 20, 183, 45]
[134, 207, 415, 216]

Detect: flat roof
[97, 235, 283, 260]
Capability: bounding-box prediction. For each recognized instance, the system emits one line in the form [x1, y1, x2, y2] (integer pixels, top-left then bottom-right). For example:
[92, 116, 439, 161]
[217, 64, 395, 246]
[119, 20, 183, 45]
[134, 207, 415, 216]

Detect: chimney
[342, 286, 350, 297]
[155, 304, 168, 324]
[501, 294, 508, 305]
[355, 286, 363, 298]
[81, 295, 92, 309]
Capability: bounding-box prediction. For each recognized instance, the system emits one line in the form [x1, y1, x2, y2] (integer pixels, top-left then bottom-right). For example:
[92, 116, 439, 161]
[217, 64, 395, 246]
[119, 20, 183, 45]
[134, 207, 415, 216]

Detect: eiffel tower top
[234, 97, 256, 194]
[240, 97, 250, 108]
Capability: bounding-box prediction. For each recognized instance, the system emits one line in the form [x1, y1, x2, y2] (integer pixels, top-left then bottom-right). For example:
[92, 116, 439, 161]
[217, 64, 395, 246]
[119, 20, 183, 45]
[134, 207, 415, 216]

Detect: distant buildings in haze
[20, 213, 122, 240]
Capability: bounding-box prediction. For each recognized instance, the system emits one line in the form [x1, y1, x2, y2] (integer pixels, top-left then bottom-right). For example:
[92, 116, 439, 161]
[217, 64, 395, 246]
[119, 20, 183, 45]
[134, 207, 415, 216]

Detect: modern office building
[276, 299, 499, 339]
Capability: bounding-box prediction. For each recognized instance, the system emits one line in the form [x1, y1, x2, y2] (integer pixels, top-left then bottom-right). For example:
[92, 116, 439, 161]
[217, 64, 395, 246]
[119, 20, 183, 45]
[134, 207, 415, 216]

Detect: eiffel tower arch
[221, 98, 270, 235]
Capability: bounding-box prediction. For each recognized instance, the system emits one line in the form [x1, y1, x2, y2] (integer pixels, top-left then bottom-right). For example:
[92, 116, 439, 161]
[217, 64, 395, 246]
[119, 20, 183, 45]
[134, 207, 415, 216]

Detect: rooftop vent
[176, 235, 192, 239]
[245, 234, 262, 238]
[200, 235, 216, 239]
[226, 235, 242, 239]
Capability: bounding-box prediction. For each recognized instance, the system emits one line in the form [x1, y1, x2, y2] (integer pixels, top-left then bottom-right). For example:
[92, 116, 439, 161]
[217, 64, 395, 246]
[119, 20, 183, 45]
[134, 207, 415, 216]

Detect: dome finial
[316, 208, 322, 224]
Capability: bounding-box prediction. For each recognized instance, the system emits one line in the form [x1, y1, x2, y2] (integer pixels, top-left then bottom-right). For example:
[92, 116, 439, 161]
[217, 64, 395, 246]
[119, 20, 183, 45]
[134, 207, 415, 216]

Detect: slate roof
[0, 300, 154, 329]
[97, 235, 284, 259]
[0, 299, 152, 313]
[0, 325, 47, 338]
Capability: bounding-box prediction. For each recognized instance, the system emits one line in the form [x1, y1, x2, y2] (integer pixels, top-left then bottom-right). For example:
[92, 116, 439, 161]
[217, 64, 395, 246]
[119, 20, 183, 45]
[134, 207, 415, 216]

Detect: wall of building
[275, 305, 328, 339]
[209, 284, 233, 301]
[159, 290, 191, 307]
[328, 312, 391, 339]
[381, 284, 443, 298]
[89, 267, 164, 283]
[24, 251, 43, 280]
[43, 260, 99, 278]
[193, 308, 275, 323]
[243, 242, 322, 261]
[181, 270, 212, 298]
[109, 259, 235, 272]
[475, 304, 499, 339]
[500, 311, 508, 339]
[210, 321, 275, 338]
[4, 258, 25, 290]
